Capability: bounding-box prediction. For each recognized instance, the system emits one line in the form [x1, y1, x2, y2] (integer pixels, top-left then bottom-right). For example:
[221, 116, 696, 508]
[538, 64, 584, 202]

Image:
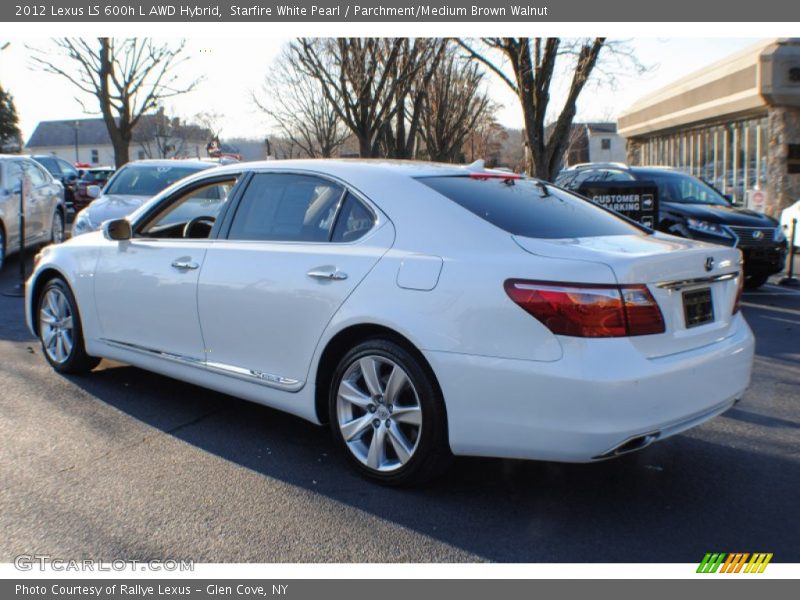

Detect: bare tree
[419, 48, 491, 162]
[377, 38, 448, 159]
[457, 38, 639, 180]
[463, 113, 509, 167]
[253, 48, 348, 158]
[193, 110, 224, 142]
[30, 38, 200, 167]
[292, 38, 442, 158]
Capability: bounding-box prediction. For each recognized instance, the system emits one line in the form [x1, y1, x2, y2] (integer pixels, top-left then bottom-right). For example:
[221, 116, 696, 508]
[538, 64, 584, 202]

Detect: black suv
[556, 164, 788, 288]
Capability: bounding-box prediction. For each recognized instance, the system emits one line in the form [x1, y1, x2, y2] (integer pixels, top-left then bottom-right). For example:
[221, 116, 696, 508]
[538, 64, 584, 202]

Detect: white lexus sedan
[25, 160, 755, 485]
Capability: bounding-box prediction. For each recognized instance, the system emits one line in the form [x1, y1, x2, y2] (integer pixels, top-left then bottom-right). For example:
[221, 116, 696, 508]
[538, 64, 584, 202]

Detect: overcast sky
[0, 37, 762, 143]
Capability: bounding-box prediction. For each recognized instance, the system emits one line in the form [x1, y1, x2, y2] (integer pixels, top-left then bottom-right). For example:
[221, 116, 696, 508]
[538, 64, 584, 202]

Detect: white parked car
[780, 200, 800, 248]
[71, 159, 218, 237]
[25, 160, 755, 485]
[0, 155, 66, 271]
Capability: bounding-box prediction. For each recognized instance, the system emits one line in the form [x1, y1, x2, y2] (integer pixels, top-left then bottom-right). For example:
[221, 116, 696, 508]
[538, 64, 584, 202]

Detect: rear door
[197, 172, 394, 389]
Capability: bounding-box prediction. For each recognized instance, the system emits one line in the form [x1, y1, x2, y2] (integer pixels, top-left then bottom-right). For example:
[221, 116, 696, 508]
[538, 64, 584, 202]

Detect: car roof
[120, 159, 215, 169]
[627, 166, 687, 177]
[202, 158, 506, 180]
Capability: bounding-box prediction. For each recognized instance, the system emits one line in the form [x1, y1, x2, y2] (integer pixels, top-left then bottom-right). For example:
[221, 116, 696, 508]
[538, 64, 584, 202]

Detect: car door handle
[171, 260, 199, 270]
[307, 268, 348, 281]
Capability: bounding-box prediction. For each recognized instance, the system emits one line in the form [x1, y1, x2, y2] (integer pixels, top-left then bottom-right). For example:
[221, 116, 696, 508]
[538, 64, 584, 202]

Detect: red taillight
[468, 172, 521, 181]
[732, 272, 744, 314]
[504, 280, 665, 337]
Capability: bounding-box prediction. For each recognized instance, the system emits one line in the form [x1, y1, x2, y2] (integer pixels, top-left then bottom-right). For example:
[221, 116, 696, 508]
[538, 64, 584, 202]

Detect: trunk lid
[512, 232, 743, 358]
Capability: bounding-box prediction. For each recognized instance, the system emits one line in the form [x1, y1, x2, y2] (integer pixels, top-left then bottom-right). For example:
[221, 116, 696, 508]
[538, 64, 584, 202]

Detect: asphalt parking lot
[0, 252, 798, 563]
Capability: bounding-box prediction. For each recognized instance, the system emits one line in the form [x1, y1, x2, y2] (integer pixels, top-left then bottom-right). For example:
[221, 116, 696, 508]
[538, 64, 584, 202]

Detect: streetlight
[73, 120, 80, 163]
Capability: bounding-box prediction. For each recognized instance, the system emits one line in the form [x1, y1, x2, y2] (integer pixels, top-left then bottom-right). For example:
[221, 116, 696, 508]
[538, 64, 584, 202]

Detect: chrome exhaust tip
[593, 431, 660, 460]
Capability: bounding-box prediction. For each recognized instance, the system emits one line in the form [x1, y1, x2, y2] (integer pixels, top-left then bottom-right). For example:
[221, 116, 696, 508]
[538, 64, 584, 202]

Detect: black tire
[744, 273, 770, 289]
[0, 224, 5, 272]
[328, 339, 452, 486]
[37, 278, 100, 374]
[50, 210, 65, 245]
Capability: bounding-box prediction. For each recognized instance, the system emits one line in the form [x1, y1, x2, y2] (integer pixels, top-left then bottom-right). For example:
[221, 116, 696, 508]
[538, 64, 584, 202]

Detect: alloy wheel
[336, 355, 423, 472]
[39, 287, 74, 364]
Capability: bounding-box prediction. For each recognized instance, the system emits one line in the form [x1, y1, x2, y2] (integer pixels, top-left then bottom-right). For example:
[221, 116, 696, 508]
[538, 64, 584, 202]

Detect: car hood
[663, 201, 778, 227]
[86, 194, 151, 224]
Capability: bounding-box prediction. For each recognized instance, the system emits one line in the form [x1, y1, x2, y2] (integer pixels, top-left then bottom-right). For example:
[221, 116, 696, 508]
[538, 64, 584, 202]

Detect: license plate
[683, 288, 714, 328]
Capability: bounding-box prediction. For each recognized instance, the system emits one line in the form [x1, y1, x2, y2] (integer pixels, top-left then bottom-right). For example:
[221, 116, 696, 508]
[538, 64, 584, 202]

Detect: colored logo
[697, 552, 773, 573]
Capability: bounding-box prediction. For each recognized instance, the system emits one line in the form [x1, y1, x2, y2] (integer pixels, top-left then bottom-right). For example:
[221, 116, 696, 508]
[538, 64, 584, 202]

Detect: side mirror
[724, 194, 734, 204]
[103, 218, 132, 241]
[87, 185, 101, 199]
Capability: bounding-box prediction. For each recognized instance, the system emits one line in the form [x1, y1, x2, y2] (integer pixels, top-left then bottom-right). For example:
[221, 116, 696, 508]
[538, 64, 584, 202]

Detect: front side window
[419, 176, 643, 239]
[642, 172, 728, 205]
[227, 173, 345, 243]
[138, 179, 238, 239]
[26, 162, 48, 186]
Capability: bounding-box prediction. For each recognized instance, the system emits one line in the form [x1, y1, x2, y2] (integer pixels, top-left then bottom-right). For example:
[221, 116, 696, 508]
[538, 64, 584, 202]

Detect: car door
[3, 160, 45, 245]
[23, 160, 56, 243]
[93, 176, 240, 363]
[196, 172, 394, 389]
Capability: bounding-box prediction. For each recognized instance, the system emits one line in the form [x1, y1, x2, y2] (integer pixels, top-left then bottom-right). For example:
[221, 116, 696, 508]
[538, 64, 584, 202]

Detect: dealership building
[618, 38, 800, 216]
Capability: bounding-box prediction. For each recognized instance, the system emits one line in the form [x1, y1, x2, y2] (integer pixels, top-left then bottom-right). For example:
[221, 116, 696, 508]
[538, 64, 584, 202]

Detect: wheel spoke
[60, 331, 73, 356]
[366, 424, 387, 469]
[359, 357, 383, 396]
[337, 379, 371, 409]
[45, 292, 58, 316]
[55, 334, 64, 361]
[39, 310, 57, 325]
[43, 327, 57, 349]
[340, 413, 374, 442]
[387, 426, 414, 464]
[392, 405, 422, 426]
[384, 365, 409, 405]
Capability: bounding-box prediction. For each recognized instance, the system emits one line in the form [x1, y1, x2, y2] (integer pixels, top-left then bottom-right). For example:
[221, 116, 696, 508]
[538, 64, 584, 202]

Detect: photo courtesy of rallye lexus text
[24, 159, 755, 485]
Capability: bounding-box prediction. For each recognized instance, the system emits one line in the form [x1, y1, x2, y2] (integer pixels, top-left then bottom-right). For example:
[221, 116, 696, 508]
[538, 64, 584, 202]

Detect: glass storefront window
[634, 115, 768, 205]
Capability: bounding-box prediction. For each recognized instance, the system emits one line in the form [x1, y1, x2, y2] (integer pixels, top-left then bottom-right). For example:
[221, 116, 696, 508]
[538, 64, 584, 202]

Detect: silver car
[72, 159, 218, 237]
[0, 155, 66, 271]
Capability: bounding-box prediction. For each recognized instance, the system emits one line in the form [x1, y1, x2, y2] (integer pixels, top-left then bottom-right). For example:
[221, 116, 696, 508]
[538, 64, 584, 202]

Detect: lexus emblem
[752, 230, 765, 240]
[705, 257, 715, 272]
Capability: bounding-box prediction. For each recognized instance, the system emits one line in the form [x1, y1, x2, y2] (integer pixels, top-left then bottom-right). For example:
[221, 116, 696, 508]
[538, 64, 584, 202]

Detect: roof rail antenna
[465, 159, 485, 172]
[536, 180, 551, 196]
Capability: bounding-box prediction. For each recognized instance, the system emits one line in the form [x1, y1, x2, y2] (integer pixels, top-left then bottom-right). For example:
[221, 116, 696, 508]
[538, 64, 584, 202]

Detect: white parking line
[741, 302, 800, 316]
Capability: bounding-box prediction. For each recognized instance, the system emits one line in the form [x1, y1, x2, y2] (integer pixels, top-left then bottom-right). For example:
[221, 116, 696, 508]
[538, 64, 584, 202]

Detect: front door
[93, 177, 239, 362]
[93, 238, 209, 362]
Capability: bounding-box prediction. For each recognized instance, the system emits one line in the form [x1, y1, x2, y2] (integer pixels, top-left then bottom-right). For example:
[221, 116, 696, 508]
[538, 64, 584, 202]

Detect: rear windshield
[418, 176, 643, 239]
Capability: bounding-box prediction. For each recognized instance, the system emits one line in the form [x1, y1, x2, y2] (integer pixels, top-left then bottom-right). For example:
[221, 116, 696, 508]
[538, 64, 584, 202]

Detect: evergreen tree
[0, 84, 22, 151]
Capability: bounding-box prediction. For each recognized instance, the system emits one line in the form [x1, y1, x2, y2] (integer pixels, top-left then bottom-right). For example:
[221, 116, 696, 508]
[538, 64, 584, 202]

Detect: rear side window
[331, 193, 375, 242]
[419, 176, 642, 239]
[228, 173, 345, 242]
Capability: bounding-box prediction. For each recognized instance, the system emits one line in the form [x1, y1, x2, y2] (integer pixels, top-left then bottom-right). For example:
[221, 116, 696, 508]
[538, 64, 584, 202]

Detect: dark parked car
[30, 155, 80, 211]
[555, 164, 788, 288]
[73, 166, 115, 211]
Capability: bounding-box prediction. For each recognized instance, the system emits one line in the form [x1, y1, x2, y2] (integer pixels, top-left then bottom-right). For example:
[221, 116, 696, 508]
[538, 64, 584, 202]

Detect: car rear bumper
[425, 313, 754, 462]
